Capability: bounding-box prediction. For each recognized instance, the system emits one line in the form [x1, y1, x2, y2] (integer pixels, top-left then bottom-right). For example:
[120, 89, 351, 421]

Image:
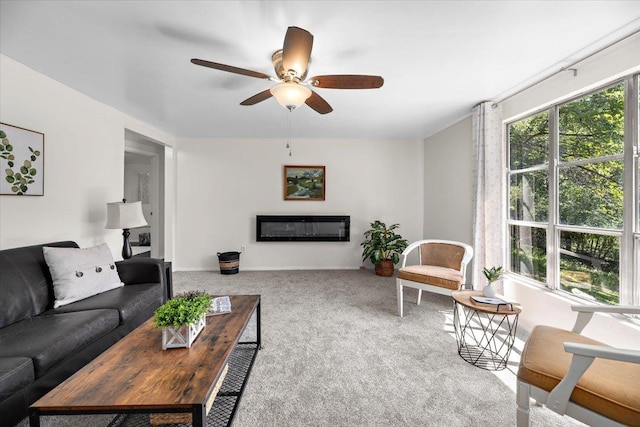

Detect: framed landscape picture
[0, 122, 45, 196]
[283, 165, 325, 201]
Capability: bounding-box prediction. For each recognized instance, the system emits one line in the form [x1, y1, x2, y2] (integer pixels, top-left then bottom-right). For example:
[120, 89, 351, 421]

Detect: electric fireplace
[256, 215, 350, 242]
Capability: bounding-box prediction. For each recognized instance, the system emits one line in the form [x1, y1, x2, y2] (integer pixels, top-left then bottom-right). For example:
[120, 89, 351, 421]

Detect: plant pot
[375, 260, 395, 277]
[161, 314, 206, 349]
[483, 283, 497, 298]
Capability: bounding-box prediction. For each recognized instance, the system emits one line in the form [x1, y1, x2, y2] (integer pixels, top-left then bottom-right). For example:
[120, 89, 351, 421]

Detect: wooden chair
[396, 239, 473, 317]
[517, 305, 640, 426]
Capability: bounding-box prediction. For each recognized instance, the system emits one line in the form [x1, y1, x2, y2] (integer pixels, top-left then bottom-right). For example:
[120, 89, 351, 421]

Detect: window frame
[505, 74, 639, 306]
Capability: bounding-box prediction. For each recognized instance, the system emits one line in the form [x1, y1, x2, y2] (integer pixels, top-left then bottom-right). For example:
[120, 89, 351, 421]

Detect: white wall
[422, 115, 475, 278]
[175, 138, 424, 271]
[0, 54, 176, 259]
[501, 32, 640, 121]
[503, 279, 640, 350]
[423, 116, 474, 243]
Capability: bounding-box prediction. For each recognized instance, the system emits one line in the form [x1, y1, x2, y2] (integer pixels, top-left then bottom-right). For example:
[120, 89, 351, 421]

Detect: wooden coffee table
[29, 295, 261, 427]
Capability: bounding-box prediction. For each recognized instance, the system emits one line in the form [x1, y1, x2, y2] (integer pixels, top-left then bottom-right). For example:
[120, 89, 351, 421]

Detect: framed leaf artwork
[0, 122, 45, 196]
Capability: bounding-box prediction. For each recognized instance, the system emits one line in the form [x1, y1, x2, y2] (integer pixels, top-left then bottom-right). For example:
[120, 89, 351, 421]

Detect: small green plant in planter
[483, 266, 503, 284]
[361, 220, 409, 277]
[154, 290, 212, 349]
[153, 290, 212, 329]
[482, 266, 503, 297]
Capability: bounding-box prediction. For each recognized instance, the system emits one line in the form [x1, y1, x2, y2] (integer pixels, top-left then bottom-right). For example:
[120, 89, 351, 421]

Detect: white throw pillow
[43, 243, 124, 308]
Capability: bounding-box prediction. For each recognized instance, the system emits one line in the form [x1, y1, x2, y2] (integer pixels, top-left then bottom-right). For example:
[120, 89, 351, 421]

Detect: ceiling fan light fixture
[191, 26, 383, 114]
[270, 82, 311, 111]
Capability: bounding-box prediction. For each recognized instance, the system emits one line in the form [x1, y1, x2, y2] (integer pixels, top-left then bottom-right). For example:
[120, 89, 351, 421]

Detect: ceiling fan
[191, 26, 384, 114]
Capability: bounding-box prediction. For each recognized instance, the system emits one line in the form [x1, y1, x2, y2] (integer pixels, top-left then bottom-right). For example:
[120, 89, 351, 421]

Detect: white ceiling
[1, 1, 640, 140]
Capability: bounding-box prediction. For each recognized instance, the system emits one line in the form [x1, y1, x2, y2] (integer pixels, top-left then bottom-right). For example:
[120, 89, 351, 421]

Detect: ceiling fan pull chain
[287, 111, 292, 156]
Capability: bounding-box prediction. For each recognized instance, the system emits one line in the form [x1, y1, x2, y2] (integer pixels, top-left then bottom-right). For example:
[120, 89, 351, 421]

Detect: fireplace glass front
[256, 215, 350, 242]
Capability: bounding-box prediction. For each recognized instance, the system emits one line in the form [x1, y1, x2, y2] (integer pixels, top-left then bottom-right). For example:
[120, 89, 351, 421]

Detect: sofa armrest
[546, 342, 640, 415]
[570, 305, 640, 333]
[564, 342, 640, 363]
[116, 258, 166, 288]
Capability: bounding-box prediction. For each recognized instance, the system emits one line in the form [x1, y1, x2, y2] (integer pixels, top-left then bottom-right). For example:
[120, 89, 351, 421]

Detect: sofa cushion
[0, 241, 78, 328]
[48, 283, 163, 324]
[0, 310, 119, 377]
[0, 357, 34, 403]
[43, 243, 124, 308]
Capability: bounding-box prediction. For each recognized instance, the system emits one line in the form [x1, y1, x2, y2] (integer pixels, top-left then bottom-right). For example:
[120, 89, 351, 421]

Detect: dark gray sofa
[0, 241, 167, 426]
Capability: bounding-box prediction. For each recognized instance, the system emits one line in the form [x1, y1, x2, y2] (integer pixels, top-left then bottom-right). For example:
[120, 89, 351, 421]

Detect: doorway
[124, 130, 165, 258]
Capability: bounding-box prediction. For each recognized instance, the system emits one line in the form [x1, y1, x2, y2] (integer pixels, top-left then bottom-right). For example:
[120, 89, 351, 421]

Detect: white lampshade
[105, 201, 148, 229]
[270, 82, 312, 111]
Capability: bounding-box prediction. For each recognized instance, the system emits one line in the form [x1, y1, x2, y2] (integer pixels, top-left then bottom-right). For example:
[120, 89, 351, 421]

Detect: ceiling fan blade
[191, 58, 271, 80]
[305, 91, 333, 114]
[282, 27, 313, 77]
[310, 75, 384, 89]
[240, 89, 273, 106]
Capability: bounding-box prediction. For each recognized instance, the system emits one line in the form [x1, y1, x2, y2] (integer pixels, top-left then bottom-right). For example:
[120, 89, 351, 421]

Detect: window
[508, 111, 549, 283]
[507, 76, 638, 306]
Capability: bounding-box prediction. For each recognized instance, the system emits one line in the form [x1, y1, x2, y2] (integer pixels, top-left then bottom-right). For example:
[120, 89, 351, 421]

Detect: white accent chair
[517, 305, 640, 426]
[396, 239, 473, 317]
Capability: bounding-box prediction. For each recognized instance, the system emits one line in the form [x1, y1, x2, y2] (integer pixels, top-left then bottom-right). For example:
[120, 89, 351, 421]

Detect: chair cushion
[0, 357, 34, 403]
[48, 283, 163, 324]
[420, 243, 465, 270]
[398, 265, 462, 290]
[518, 325, 640, 426]
[0, 310, 119, 377]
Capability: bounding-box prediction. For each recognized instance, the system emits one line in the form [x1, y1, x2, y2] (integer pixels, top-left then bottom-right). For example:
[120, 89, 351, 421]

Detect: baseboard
[174, 266, 363, 272]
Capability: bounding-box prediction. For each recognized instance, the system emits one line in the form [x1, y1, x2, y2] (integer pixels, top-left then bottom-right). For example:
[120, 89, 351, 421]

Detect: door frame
[124, 134, 165, 259]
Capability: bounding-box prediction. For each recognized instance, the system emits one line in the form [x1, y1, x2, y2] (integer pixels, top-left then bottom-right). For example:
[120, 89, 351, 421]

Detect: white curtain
[472, 102, 505, 290]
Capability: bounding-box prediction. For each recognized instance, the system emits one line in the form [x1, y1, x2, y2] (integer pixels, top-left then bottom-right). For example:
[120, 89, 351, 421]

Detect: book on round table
[471, 295, 506, 305]
[470, 295, 514, 311]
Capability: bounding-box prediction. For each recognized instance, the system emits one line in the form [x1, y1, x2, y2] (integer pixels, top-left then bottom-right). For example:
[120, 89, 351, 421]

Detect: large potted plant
[361, 220, 409, 277]
[153, 290, 212, 349]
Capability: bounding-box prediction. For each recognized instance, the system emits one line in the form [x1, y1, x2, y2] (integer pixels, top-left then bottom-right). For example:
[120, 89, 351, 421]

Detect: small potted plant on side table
[361, 220, 409, 277]
[482, 266, 503, 297]
[153, 290, 212, 349]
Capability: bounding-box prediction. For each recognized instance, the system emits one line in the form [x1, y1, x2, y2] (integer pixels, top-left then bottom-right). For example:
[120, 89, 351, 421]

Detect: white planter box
[161, 314, 206, 349]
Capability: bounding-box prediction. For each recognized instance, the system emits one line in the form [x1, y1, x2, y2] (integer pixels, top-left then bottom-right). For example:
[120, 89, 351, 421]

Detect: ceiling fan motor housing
[272, 50, 309, 82]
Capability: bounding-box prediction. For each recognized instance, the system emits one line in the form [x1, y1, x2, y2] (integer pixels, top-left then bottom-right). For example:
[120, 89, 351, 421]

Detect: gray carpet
[19, 270, 584, 427]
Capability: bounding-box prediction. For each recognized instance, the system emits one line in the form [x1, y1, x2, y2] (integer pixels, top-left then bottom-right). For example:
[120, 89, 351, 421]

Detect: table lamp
[105, 199, 148, 259]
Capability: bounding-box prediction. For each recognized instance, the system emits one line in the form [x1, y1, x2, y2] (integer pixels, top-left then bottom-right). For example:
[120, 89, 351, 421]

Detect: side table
[452, 290, 521, 370]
